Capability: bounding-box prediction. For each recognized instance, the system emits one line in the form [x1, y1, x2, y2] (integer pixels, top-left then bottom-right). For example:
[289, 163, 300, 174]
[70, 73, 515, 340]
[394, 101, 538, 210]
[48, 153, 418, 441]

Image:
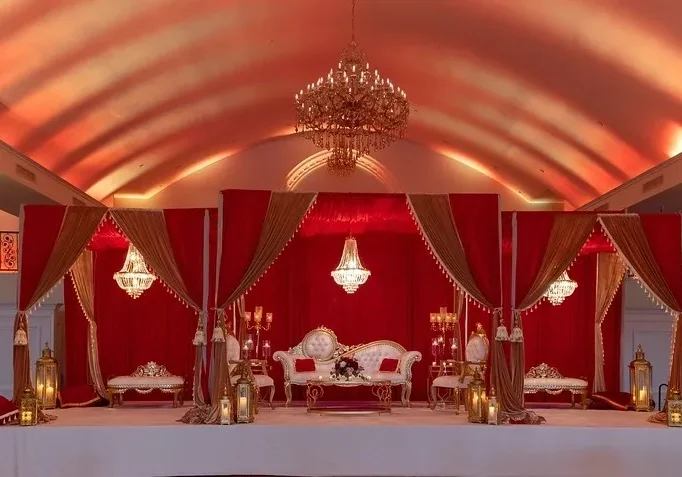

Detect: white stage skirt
[0, 405, 679, 477]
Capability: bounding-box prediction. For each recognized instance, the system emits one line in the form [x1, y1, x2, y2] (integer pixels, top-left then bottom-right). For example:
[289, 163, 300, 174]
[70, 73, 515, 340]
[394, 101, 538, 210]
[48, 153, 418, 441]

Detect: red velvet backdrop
[238, 193, 498, 402]
[64, 209, 218, 401]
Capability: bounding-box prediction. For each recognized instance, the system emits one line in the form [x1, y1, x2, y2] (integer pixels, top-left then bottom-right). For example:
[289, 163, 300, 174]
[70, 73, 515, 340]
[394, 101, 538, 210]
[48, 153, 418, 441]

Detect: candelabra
[430, 307, 456, 333]
[243, 306, 273, 358]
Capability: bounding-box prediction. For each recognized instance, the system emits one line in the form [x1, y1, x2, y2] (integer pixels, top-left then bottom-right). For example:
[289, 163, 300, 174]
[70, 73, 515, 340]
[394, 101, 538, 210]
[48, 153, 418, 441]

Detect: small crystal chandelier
[543, 271, 578, 306]
[294, 0, 409, 175]
[331, 237, 371, 294]
[113, 243, 156, 299]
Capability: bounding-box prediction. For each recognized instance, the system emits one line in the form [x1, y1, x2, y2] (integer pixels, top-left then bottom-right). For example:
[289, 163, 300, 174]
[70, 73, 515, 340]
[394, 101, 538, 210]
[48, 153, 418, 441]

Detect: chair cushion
[432, 375, 471, 389]
[524, 377, 587, 391]
[589, 391, 631, 411]
[379, 358, 399, 372]
[253, 374, 275, 387]
[294, 358, 316, 372]
[0, 395, 18, 426]
[107, 376, 184, 388]
[364, 372, 405, 384]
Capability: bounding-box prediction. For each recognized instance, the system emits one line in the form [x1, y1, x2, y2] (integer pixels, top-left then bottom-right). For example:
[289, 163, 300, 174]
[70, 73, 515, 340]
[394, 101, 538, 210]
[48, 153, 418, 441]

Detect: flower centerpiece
[330, 356, 365, 381]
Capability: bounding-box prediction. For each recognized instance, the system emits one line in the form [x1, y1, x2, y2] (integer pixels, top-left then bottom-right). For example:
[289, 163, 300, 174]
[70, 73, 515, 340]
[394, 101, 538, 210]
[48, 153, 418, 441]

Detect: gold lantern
[467, 369, 487, 423]
[35, 343, 58, 409]
[668, 388, 682, 427]
[219, 384, 234, 425]
[19, 387, 38, 426]
[629, 345, 653, 412]
[235, 365, 255, 424]
[487, 387, 500, 425]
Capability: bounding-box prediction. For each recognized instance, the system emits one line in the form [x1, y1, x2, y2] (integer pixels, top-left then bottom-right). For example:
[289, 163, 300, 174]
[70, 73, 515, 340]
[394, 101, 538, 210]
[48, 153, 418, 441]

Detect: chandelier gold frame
[294, 0, 409, 175]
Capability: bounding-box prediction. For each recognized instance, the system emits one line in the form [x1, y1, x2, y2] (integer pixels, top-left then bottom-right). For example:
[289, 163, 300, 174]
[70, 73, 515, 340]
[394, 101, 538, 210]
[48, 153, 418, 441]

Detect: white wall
[0, 210, 18, 231]
[113, 136, 562, 211]
[621, 278, 673, 407]
[0, 274, 62, 399]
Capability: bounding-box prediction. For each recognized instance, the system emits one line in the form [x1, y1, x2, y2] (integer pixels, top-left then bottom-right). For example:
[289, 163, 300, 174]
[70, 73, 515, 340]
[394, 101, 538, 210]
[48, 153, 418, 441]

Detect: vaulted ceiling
[1, 0, 681, 208]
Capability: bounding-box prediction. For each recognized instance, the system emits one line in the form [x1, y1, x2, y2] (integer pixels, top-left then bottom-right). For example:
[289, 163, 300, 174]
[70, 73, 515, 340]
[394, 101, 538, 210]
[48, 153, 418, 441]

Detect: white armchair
[273, 327, 422, 406]
[430, 325, 489, 413]
[226, 334, 275, 409]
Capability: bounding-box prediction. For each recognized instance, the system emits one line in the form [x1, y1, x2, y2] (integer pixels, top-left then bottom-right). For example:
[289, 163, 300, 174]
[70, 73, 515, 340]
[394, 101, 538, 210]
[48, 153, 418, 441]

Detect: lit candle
[472, 393, 479, 408]
[638, 388, 647, 403]
[488, 402, 496, 422]
[266, 313, 273, 323]
[238, 396, 247, 410]
[36, 384, 43, 397]
[244, 312, 251, 322]
[318, 375, 323, 381]
[46, 385, 54, 401]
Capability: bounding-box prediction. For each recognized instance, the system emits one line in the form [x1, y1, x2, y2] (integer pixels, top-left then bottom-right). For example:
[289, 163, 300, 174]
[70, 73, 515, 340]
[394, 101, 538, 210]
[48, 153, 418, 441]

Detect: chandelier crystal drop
[543, 271, 578, 306]
[113, 243, 156, 299]
[331, 237, 371, 294]
[294, 0, 409, 175]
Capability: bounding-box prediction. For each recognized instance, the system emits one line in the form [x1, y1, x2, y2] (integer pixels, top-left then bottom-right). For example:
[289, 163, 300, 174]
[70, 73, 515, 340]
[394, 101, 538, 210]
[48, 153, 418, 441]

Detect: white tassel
[495, 321, 509, 342]
[211, 326, 225, 343]
[192, 329, 206, 346]
[509, 327, 524, 343]
[14, 329, 27, 346]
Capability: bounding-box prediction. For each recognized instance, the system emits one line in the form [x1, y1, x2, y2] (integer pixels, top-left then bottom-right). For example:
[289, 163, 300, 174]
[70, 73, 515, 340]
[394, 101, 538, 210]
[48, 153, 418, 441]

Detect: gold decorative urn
[629, 345, 653, 412]
[35, 343, 58, 409]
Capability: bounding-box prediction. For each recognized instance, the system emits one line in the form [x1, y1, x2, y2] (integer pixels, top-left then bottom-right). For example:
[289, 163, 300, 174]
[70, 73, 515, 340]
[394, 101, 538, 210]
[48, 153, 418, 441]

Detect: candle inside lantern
[244, 312, 252, 322]
[638, 388, 647, 403]
[37, 383, 43, 397]
[239, 396, 247, 410]
[266, 312, 273, 323]
[46, 385, 54, 402]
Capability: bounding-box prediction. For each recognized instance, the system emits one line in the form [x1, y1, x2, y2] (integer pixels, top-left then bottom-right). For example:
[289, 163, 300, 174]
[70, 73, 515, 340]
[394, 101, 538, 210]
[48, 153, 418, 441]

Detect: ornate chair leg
[107, 390, 114, 408]
[454, 388, 460, 415]
[172, 392, 178, 408]
[581, 391, 587, 410]
[430, 386, 438, 410]
[405, 382, 412, 407]
[401, 384, 408, 407]
[284, 382, 292, 407]
[269, 385, 275, 410]
[571, 392, 576, 408]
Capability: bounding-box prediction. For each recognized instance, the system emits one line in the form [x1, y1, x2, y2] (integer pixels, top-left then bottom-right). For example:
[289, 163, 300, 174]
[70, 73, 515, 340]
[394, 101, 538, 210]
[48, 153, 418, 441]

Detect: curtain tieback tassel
[495, 321, 510, 342]
[192, 329, 206, 346]
[509, 326, 524, 343]
[14, 328, 27, 346]
[211, 326, 225, 343]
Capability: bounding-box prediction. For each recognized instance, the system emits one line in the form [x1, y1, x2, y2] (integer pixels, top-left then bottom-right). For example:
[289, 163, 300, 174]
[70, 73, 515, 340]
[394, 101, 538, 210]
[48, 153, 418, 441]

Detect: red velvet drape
[247, 231, 452, 402]
[639, 214, 682, 306]
[18, 205, 66, 310]
[92, 249, 196, 401]
[64, 275, 89, 387]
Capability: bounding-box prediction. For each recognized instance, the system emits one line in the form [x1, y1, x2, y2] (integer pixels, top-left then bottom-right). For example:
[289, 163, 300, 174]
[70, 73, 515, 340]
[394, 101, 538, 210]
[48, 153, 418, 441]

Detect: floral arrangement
[330, 356, 365, 381]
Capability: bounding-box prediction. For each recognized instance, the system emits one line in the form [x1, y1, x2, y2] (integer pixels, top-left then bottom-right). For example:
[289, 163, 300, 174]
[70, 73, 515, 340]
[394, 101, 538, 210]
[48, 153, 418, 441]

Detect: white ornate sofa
[430, 325, 489, 413]
[523, 363, 588, 409]
[273, 327, 422, 406]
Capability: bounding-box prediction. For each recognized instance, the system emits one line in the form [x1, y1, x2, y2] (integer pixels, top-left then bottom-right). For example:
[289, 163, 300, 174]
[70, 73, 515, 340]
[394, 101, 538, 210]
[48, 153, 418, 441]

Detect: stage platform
[1, 402, 680, 477]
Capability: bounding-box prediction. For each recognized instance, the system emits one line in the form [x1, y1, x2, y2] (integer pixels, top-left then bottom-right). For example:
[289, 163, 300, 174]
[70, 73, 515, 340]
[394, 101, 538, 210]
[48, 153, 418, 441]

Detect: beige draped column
[69, 250, 108, 398]
[593, 253, 626, 393]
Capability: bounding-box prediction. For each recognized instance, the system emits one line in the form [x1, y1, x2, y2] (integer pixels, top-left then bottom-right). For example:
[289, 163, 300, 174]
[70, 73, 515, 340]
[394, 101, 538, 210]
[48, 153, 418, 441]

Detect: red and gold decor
[331, 237, 371, 293]
[235, 363, 255, 424]
[629, 345, 653, 412]
[294, 0, 409, 174]
[35, 343, 58, 409]
[667, 388, 682, 427]
[113, 243, 156, 299]
[467, 369, 487, 423]
[243, 306, 273, 359]
[487, 387, 500, 425]
[19, 387, 38, 426]
[0, 231, 18, 272]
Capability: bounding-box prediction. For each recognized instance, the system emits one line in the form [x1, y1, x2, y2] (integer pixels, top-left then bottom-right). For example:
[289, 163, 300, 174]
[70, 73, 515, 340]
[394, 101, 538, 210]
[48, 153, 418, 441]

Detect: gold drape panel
[407, 194, 492, 308]
[218, 192, 317, 309]
[504, 213, 595, 422]
[109, 209, 198, 310]
[110, 209, 208, 406]
[599, 214, 682, 423]
[593, 253, 626, 393]
[70, 250, 108, 398]
[13, 206, 107, 401]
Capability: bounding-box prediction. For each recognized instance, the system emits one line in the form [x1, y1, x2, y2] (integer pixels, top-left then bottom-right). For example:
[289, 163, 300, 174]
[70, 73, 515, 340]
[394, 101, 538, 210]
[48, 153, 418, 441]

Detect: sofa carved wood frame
[273, 327, 422, 407]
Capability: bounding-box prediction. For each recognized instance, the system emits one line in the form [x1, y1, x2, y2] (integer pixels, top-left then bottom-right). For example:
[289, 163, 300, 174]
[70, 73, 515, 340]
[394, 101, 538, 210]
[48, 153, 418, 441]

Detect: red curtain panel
[63, 274, 89, 388]
[639, 214, 682, 307]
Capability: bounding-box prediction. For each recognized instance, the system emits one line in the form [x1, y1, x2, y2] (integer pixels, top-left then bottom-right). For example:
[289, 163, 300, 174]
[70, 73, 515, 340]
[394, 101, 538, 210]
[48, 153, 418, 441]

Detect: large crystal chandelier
[543, 271, 578, 306]
[113, 243, 156, 299]
[294, 0, 409, 175]
[331, 237, 371, 294]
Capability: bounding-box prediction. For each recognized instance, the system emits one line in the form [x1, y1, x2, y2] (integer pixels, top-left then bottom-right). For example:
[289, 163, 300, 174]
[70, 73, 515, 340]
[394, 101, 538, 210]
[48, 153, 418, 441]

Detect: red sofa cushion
[294, 358, 316, 372]
[379, 358, 400, 372]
